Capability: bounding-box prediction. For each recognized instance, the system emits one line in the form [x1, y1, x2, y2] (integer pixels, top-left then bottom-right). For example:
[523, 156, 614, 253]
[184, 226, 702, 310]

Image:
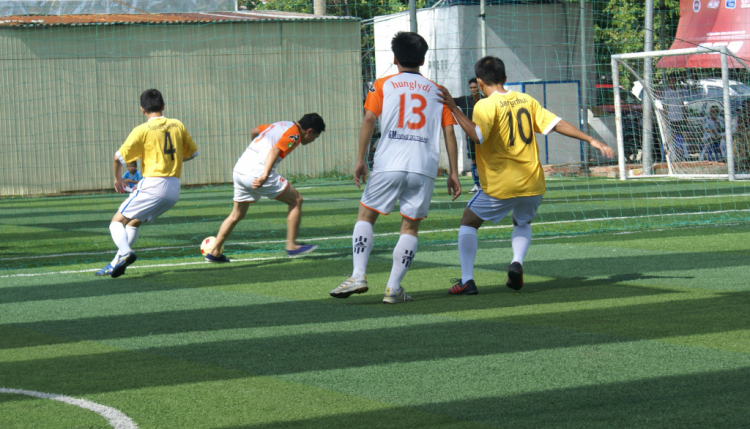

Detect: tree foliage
[594, 0, 681, 74]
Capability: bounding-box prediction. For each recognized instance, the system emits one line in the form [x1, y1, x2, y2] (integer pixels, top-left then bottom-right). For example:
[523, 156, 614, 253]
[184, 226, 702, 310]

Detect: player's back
[473, 91, 560, 199]
[122, 117, 196, 179]
[367, 72, 455, 179]
[235, 121, 301, 175]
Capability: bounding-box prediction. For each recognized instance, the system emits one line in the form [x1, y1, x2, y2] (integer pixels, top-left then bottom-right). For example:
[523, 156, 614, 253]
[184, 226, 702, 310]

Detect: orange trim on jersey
[364, 74, 397, 117]
[359, 201, 388, 215]
[274, 123, 301, 159]
[272, 181, 291, 199]
[441, 104, 458, 127]
[420, 76, 459, 128]
[400, 212, 426, 221]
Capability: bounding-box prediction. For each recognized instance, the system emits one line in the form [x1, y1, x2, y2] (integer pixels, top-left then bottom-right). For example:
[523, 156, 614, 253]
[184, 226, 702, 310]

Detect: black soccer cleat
[449, 278, 479, 295]
[111, 251, 137, 278]
[506, 262, 523, 291]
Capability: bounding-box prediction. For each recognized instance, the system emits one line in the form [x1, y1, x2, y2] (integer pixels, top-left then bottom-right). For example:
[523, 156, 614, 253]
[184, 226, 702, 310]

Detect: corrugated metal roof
[0, 11, 356, 27]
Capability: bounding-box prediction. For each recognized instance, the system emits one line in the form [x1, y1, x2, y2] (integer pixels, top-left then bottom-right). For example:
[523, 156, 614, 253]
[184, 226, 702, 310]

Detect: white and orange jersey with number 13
[365, 71, 456, 179]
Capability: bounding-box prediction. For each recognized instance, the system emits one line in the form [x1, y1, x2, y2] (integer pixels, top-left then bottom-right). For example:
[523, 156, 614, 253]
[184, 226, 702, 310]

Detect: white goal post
[611, 46, 746, 181]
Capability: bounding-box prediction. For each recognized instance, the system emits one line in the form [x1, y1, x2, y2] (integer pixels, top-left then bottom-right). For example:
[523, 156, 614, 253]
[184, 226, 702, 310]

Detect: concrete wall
[0, 20, 361, 195]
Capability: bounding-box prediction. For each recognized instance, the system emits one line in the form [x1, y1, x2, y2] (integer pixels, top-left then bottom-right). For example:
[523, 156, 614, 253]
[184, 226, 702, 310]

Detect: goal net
[612, 46, 750, 180]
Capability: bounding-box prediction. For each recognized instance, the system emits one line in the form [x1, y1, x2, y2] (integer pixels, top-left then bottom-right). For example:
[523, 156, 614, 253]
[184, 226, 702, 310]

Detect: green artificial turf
[1, 216, 750, 427]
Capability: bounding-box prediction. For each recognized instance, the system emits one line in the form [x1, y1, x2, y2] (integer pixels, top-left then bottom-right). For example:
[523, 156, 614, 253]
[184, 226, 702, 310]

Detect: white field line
[0, 388, 138, 429]
[0, 254, 340, 279]
[1, 220, 740, 279]
[2, 207, 748, 264]
[304, 192, 750, 203]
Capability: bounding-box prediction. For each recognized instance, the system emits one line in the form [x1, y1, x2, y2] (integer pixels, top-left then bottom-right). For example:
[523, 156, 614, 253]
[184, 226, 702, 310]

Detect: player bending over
[330, 31, 461, 304]
[97, 89, 198, 278]
[439, 56, 615, 295]
[205, 113, 325, 262]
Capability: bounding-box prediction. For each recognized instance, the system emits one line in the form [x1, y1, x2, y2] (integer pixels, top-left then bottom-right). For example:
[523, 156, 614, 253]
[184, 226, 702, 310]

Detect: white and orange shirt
[365, 72, 456, 179]
[234, 121, 302, 175]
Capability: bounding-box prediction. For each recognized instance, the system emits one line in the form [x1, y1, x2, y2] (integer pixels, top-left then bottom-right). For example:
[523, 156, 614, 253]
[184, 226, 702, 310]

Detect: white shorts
[233, 170, 289, 203]
[466, 191, 543, 225]
[119, 177, 180, 223]
[360, 171, 434, 220]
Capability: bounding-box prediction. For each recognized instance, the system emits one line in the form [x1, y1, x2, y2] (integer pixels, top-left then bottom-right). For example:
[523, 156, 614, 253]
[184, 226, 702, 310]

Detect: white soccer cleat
[382, 286, 412, 304]
[330, 275, 368, 298]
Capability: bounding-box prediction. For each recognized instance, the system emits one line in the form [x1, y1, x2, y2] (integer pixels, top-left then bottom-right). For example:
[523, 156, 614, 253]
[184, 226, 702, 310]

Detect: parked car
[594, 83, 642, 116]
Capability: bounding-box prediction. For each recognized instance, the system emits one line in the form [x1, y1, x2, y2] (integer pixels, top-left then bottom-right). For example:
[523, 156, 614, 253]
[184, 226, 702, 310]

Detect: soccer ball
[200, 236, 224, 256]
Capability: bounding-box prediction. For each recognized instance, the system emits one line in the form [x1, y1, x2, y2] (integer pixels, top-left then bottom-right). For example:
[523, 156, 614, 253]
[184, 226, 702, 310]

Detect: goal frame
[611, 46, 739, 181]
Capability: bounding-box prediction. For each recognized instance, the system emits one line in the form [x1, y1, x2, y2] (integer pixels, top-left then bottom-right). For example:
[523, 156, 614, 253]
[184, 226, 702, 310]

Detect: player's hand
[353, 160, 368, 188]
[437, 85, 458, 111]
[447, 172, 462, 201]
[591, 139, 615, 158]
[252, 174, 268, 189]
[114, 178, 127, 193]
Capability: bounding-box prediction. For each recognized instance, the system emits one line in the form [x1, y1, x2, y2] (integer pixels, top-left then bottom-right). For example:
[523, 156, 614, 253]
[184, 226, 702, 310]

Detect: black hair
[140, 89, 165, 113]
[391, 32, 428, 69]
[474, 56, 507, 86]
[469, 78, 478, 85]
[128, 161, 138, 166]
[298, 113, 326, 133]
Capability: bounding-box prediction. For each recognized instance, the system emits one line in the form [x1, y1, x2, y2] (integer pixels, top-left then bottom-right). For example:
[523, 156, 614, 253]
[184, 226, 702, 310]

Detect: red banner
[658, 0, 750, 68]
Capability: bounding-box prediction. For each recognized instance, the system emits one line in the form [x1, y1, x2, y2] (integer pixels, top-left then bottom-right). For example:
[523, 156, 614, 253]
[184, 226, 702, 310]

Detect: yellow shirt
[117, 117, 197, 179]
[473, 91, 560, 199]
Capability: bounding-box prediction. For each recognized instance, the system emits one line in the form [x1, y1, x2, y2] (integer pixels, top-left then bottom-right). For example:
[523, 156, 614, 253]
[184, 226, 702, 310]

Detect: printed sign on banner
[660, 0, 750, 67]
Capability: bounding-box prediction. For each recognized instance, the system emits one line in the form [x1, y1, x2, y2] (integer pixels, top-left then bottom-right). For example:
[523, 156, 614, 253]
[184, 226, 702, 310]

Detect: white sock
[386, 234, 418, 291]
[458, 225, 478, 284]
[351, 221, 373, 278]
[126, 225, 139, 247]
[511, 223, 532, 265]
[109, 222, 132, 264]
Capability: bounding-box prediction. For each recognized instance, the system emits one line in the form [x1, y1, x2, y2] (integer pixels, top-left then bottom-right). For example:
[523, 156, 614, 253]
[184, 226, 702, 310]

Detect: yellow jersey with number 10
[472, 91, 560, 200]
[117, 117, 197, 179]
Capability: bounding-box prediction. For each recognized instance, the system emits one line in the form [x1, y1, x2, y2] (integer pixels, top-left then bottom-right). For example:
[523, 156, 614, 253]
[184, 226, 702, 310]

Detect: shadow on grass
[221, 367, 750, 429]
[7, 286, 749, 374]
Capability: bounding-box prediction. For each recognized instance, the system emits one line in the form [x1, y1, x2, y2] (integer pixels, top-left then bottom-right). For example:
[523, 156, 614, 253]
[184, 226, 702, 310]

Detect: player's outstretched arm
[355, 110, 378, 188]
[113, 156, 127, 193]
[250, 126, 261, 141]
[437, 85, 481, 145]
[442, 125, 462, 201]
[553, 120, 615, 158]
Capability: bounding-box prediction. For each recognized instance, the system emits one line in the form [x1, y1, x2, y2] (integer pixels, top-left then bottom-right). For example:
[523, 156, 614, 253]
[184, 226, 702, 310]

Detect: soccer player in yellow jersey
[439, 56, 614, 294]
[96, 89, 198, 278]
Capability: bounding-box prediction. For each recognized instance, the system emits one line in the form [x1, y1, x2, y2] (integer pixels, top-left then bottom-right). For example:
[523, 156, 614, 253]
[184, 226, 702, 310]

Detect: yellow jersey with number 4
[472, 91, 560, 200]
[117, 117, 197, 179]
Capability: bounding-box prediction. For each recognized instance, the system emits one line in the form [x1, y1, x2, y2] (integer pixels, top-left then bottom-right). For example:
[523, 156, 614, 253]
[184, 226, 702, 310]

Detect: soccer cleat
[506, 262, 524, 291]
[383, 286, 412, 304]
[205, 253, 231, 263]
[110, 251, 137, 278]
[469, 185, 479, 193]
[286, 243, 317, 257]
[330, 275, 369, 298]
[449, 278, 478, 295]
[95, 263, 113, 276]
